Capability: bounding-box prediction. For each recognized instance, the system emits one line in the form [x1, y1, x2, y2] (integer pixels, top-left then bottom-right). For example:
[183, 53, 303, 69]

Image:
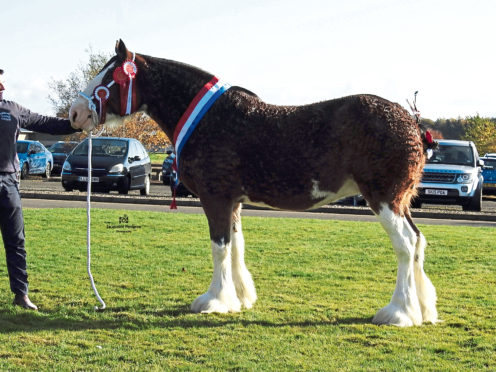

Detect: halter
[78, 52, 138, 124]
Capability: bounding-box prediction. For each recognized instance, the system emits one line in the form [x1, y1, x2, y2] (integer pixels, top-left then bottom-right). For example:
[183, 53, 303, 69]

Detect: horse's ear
[115, 39, 128, 59]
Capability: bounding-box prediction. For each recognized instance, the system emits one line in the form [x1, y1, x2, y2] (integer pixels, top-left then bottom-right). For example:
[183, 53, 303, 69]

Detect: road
[19, 177, 496, 212]
[18, 177, 496, 227]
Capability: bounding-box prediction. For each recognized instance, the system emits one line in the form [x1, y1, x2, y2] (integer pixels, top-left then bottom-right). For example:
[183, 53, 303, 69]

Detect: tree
[427, 118, 468, 140]
[48, 48, 171, 150]
[48, 47, 110, 118]
[461, 115, 496, 155]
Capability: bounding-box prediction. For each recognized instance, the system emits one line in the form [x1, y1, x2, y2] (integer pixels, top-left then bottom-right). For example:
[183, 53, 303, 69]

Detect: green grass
[0, 209, 494, 371]
[149, 152, 168, 164]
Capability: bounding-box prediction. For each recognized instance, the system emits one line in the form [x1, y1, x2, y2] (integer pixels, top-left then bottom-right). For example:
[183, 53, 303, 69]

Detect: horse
[69, 39, 438, 326]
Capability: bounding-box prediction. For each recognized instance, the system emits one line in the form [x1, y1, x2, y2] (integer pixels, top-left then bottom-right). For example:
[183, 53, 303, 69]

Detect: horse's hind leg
[405, 212, 438, 323]
[373, 203, 423, 326]
[191, 197, 241, 313]
[231, 203, 257, 309]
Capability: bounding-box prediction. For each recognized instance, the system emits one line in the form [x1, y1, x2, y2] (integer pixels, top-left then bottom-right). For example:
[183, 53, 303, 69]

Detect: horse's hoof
[191, 291, 241, 314]
[372, 303, 422, 327]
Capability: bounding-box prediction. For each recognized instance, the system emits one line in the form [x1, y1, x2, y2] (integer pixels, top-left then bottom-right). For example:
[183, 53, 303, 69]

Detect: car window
[427, 144, 474, 166]
[483, 159, 496, 168]
[16, 142, 29, 153]
[32, 144, 42, 153]
[50, 142, 76, 153]
[130, 141, 142, 159]
[137, 142, 148, 159]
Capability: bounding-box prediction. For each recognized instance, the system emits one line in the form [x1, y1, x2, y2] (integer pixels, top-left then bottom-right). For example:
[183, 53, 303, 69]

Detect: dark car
[61, 137, 152, 195]
[481, 156, 496, 194]
[162, 152, 175, 185]
[169, 172, 195, 197]
[48, 141, 78, 175]
[16, 140, 53, 179]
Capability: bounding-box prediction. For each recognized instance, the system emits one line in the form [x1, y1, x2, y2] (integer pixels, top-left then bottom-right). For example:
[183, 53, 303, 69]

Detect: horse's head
[69, 39, 143, 132]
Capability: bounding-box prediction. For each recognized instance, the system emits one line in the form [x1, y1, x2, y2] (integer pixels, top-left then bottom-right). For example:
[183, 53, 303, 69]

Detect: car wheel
[43, 163, 51, 179]
[118, 176, 130, 194]
[140, 175, 150, 196]
[20, 163, 29, 180]
[462, 185, 482, 212]
[411, 197, 422, 209]
[63, 183, 74, 192]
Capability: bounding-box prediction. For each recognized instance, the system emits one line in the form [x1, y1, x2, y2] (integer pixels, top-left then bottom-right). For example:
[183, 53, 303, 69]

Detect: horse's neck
[138, 57, 213, 140]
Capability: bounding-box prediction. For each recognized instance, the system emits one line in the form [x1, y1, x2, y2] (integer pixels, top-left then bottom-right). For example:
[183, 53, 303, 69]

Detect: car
[48, 141, 79, 175]
[169, 172, 195, 197]
[484, 153, 496, 158]
[161, 151, 175, 185]
[481, 156, 496, 194]
[61, 137, 152, 195]
[16, 140, 53, 179]
[412, 139, 483, 211]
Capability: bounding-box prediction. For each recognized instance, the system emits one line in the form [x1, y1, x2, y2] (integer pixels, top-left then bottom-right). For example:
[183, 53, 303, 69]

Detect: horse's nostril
[71, 111, 78, 123]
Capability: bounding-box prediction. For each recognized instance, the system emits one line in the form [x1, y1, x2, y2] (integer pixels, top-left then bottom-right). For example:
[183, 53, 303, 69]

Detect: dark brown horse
[70, 40, 438, 326]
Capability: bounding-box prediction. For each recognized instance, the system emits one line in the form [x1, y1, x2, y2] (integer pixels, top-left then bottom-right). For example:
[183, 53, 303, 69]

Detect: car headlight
[456, 173, 473, 184]
[109, 163, 124, 173]
[62, 161, 71, 172]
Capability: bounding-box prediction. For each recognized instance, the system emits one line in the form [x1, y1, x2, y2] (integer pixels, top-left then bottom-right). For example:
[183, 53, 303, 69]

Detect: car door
[128, 140, 146, 188]
[29, 143, 44, 173]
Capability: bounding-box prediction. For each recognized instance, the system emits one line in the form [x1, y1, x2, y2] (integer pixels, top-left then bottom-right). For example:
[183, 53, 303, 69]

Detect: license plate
[78, 176, 99, 182]
[425, 189, 447, 196]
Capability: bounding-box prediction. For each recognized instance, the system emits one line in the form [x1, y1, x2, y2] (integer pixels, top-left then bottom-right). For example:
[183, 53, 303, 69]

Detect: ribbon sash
[173, 77, 230, 169]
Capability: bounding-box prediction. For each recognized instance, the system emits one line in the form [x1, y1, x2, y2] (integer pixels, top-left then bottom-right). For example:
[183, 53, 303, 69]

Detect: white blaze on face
[69, 62, 115, 132]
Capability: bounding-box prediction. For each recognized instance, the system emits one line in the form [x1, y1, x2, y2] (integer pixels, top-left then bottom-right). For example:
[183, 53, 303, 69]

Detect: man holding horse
[0, 68, 79, 310]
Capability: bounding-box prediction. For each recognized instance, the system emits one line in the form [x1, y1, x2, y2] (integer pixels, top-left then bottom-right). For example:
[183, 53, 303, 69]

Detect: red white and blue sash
[170, 76, 230, 208]
[173, 76, 230, 166]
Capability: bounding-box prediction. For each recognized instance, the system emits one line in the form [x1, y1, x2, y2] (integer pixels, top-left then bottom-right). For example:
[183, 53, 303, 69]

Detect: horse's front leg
[191, 197, 241, 313]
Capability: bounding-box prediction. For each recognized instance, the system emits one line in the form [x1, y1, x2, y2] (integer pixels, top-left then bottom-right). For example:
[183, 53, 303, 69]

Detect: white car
[413, 140, 484, 211]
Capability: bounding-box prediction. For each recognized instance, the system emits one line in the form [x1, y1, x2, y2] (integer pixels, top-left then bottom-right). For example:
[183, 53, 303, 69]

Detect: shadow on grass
[0, 305, 373, 333]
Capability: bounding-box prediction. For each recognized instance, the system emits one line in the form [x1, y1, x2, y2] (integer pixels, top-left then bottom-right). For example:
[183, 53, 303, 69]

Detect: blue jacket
[0, 100, 78, 173]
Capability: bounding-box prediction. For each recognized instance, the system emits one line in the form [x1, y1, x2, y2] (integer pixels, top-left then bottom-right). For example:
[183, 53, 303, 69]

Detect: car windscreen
[427, 144, 474, 166]
[483, 158, 496, 168]
[50, 143, 76, 153]
[72, 139, 128, 157]
[16, 142, 29, 153]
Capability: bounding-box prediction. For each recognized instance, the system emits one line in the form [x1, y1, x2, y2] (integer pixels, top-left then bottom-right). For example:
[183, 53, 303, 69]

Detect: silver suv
[412, 140, 483, 211]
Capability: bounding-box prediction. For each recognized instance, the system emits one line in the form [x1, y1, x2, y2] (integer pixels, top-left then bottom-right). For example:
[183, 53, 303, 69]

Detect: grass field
[149, 152, 168, 164]
[0, 209, 494, 370]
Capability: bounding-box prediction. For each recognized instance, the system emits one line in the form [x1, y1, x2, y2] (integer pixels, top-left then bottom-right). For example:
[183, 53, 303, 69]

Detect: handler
[0, 68, 79, 310]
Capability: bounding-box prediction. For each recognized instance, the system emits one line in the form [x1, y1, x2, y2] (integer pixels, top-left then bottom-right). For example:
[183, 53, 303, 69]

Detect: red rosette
[113, 66, 128, 85]
[122, 60, 137, 78]
[425, 130, 433, 144]
[93, 85, 110, 101]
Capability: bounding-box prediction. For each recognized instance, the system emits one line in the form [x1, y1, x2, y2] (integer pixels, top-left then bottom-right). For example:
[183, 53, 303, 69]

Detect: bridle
[78, 52, 139, 125]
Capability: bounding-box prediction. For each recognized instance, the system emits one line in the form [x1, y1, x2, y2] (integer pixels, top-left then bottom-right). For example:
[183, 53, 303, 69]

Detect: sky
[2, 0, 495, 120]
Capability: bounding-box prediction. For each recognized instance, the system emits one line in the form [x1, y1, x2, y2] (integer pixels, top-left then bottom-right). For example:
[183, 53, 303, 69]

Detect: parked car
[161, 151, 175, 185]
[48, 141, 79, 175]
[61, 137, 152, 195]
[16, 140, 53, 179]
[169, 172, 195, 197]
[412, 140, 483, 211]
[481, 156, 496, 194]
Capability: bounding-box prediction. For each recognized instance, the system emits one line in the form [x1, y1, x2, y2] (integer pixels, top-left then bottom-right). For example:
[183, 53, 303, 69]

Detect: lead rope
[86, 109, 106, 310]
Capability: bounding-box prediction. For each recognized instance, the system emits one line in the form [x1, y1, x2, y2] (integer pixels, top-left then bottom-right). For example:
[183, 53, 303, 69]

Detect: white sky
[2, 0, 495, 120]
